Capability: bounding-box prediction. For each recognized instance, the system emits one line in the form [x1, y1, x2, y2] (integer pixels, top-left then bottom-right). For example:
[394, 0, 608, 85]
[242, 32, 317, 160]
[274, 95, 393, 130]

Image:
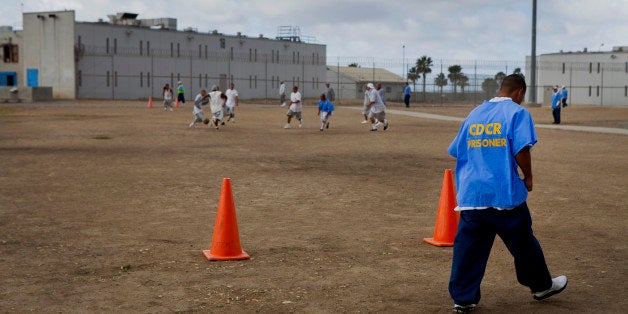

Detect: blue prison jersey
[551, 92, 561, 108]
[318, 99, 335, 113]
[448, 98, 537, 209]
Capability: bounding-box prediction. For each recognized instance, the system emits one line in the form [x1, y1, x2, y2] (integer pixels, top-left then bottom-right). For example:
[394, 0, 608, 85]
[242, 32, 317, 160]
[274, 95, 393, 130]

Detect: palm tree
[459, 74, 469, 93]
[407, 66, 419, 96]
[512, 67, 522, 75]
[447, 65, 462, 94]
[415, 55, 433, 101]
[482, 78, 498, 98]
[434, 73, 447, 94]
[494, 71, 506, 87]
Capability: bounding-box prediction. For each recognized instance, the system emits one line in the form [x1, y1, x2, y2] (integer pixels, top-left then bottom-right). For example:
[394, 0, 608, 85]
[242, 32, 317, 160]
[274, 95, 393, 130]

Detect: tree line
[406, 56, 522, 100]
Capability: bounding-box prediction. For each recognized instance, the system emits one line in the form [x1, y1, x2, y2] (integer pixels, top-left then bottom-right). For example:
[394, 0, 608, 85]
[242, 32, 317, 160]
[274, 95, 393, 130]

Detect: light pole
[402, 44, 406, 80]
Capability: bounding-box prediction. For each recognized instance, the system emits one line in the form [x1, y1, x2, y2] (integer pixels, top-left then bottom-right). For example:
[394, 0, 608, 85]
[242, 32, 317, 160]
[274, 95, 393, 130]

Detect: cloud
[1, 0, 626, 64]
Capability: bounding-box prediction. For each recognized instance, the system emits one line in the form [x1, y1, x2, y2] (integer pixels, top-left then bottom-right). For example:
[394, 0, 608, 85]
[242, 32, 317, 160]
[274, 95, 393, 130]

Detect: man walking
[279, 81, 286, 107]
[447, 74, 567, 313]
[403, 82, 411, 108]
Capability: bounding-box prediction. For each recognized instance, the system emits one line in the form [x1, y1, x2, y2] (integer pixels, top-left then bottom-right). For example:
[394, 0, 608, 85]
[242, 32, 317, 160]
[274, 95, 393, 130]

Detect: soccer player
[189, 89, 209, 128]
[317, 93, 335, 131]
[284, 86, 302, 129]
[365, 83, 388, 131]
[208, 85, 227, 129]
[225, 83, 239, 123]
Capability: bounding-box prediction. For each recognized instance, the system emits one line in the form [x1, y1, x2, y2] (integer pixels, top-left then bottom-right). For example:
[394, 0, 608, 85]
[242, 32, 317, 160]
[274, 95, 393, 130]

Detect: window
[249, 75, 252, 88]
[147, 41, 150, 55]
[113, 38, 117, 54]
[140, 41, 143, 55]
[170, 43, 173, 57]
[220, 38, 226, 49]
[2, 44, 18, 63]
[177, 43, 180, 57]
[597, 62, 600, 73]
[106, 71, 110, 87]
[140, 72, 143, 87]
[249, 49, 252, 62]
[254, 49, 257, 62]
[588, 86, 591, 97]
[596, 86, 600, 97]
[589, 62, 592, 73]
[78, 70, 82, 87]
[297, 52, 300, 64]
[562, 63, 565, 74]
[106, 38, 110, 54]
[254, 75, 257, 89]
[147, 72, 150, 87]
[625, 86, 627, 97]
[114, 71, 118, 87]
[271, 75, 275, 88]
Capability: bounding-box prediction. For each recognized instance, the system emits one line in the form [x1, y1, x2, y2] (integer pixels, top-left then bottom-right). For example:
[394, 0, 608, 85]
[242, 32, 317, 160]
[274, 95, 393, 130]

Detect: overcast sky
[2, 0, 627, 67]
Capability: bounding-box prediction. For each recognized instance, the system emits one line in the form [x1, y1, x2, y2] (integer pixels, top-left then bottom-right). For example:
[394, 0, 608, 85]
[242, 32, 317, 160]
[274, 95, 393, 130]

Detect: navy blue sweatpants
[448, 202, 553, 305]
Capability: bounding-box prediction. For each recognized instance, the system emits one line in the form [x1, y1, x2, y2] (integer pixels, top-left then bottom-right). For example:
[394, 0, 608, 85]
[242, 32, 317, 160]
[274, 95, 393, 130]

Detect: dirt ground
[0, 99, 626, 313]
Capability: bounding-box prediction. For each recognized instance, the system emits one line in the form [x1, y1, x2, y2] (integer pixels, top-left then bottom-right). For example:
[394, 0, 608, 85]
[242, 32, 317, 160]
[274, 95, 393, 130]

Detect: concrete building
[0, 26, 22, 87]
[326, 66, 407, 101]
[4, 10, 327, 100]
[526, 46, 628, 106]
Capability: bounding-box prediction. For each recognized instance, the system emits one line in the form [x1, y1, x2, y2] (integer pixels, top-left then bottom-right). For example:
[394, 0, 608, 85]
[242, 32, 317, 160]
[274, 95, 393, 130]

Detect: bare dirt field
[1, 99, 626, 313]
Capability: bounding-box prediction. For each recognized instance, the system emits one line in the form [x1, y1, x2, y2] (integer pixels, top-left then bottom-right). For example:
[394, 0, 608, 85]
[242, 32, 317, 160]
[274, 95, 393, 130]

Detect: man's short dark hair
[500, 74, 527, 93]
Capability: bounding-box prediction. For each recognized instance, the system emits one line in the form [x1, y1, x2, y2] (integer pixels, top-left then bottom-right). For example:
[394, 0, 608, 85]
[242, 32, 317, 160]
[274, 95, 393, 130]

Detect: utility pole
[530, 0, 538, 105]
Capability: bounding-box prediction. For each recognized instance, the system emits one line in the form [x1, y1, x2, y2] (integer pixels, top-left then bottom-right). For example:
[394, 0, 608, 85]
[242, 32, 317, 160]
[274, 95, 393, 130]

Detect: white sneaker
[189, 122, 195, 128]
[169, 108, 173, 112]
[374, 121, 383, 129]
[533, 275, 567, 301]
[284, 123, 291, 129]
[281, 102, 286, 107]
[361, 120, 369, 124]
[298, 119, 303, 128]
[383, 120, 389, 130]
[231, 118, 235, 123]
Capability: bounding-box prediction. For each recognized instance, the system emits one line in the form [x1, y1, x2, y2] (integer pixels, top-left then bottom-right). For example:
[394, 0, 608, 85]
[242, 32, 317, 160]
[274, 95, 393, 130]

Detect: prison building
[326, 66, 407, 101]
[526, 46, 628, 106]
[10, 10, 327, 100]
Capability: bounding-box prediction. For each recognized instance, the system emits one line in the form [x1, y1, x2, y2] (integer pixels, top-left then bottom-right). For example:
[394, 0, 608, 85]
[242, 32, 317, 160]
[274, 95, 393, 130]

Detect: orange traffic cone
[423, 169, 459, 247]
[175, 98, 179, 108]
[203, 178, 250, 261]
[147, 97, 153, 108]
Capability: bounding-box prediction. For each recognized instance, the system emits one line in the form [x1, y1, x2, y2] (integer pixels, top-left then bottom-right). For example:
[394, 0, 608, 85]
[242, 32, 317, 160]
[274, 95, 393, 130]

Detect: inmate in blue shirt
[448, 98, 537, 209]
[318, 99, 335, 113]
